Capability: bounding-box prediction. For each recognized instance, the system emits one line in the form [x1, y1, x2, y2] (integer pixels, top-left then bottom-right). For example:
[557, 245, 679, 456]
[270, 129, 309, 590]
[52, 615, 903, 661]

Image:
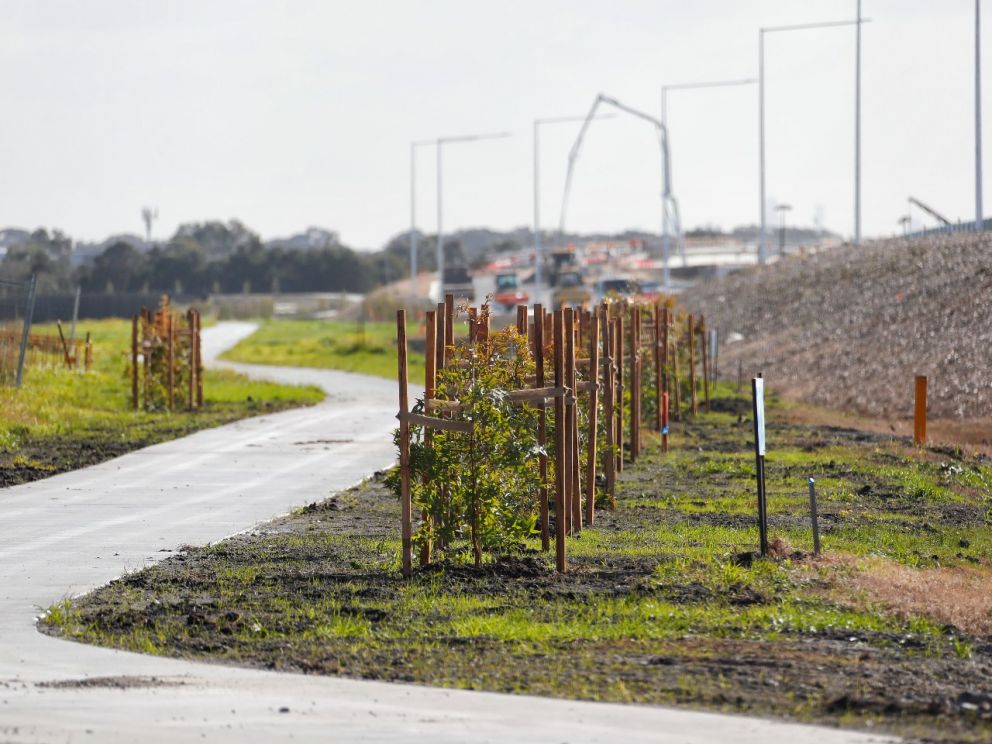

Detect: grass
[0, 318, 323, 483]
[220, 318, 426, 382]
[41, 383, 992, 741]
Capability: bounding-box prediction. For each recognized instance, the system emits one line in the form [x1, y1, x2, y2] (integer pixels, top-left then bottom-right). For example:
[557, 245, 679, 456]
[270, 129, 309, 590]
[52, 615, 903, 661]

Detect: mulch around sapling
[41, 399, 992, 743]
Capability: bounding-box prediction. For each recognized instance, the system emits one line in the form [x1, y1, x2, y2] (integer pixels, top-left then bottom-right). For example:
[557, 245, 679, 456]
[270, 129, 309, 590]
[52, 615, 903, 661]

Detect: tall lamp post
[533, 115, 612, 289]
[977, 0, 984, 230]
[409, 139, 435, 297]
[661, 78, 757, 267]
[759, 14, 868, 263]
[433, 131, 512, 298]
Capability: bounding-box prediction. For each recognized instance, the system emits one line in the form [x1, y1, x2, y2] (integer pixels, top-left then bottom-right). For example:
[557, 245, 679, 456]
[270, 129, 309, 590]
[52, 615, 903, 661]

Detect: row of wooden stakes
[395, 296, 715, 576]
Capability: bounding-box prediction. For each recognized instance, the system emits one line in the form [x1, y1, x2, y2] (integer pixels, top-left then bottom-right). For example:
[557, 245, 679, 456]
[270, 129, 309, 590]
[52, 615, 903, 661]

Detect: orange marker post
[914, 375, 928, 445]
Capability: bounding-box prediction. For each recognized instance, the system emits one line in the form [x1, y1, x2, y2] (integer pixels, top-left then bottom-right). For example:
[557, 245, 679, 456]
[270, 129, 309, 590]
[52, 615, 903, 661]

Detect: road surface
[0, 322, 896, 743]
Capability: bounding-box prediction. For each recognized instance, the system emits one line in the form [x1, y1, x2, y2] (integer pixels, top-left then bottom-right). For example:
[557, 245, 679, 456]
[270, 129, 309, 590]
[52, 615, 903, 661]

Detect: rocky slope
[684, 232, 992, 419]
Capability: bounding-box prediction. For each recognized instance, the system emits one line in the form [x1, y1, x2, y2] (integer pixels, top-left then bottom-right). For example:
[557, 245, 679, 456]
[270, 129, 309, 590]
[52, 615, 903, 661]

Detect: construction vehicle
[552, 271, 591, 309]
[441, 265, 474, 302]
[493, 272, 528, 311]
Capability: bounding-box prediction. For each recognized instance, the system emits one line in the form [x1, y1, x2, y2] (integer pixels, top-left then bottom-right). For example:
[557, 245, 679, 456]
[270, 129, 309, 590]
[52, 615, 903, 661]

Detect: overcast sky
[0, 0, 983, 249]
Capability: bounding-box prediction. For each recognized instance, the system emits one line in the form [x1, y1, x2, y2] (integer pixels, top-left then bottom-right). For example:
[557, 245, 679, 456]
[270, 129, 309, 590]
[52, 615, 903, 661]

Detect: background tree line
[0, 223, 439, 298]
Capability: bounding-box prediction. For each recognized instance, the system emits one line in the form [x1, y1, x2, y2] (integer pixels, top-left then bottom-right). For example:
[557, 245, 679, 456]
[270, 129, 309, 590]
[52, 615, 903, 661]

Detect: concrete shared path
[0, 322, 896, 743]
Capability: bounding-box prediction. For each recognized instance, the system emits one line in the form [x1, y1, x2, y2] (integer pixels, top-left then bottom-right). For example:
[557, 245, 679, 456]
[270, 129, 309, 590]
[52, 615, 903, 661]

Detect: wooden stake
[914, 375, 928, 445]
[603, 307, 617, 508]
[56, 320, 72, 369]
[444, 294, 454, 365]
[141, 309, 150, 412]
[421, 310, 437, 567]
[553, 309, 567, 572]
[535, 304, 550, 552]
[563, 307, 574, 535]
[700, 315, 710, 412]
[585, 309, 600, 526]
[516, 304, 528, 336]
[167, 314, 175, 412]
[434, 302, 451, 553]
[662, 307, 670, 447]
[566, 308, 580, 533]
[195, 310, 203, 408]
[186, 310, 194, 410]
[131, 314, 139, 410]
[467, 307, 478, 343]
[630, 305, 640, 461]
[688, 314, 698, 416]
[435, 303, 446, 373]
[396, 310, 413, 577]
[654, 304, 662, 432]
[616, 312, 624, 472]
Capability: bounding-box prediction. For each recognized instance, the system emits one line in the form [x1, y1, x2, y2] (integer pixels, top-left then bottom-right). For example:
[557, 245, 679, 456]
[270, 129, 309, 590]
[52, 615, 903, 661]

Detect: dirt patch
[36, 675, 185, 690]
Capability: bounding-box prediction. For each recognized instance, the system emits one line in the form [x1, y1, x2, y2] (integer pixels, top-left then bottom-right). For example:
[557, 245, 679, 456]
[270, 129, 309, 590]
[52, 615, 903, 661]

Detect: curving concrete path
[0, 322, 897, 743]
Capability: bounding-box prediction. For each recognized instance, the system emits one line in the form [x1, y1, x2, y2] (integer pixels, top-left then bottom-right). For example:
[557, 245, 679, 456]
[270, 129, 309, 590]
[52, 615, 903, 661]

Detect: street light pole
[855, 0, 862, 245]
[436, 141, 443, 297]
[661, 78, 757, 269]
[409, 139, 434, 297]
[977, 0, 984, 230]
[759, 31, 766, 263]
[759, 16, 868, 263]
[433, 131, 512, 299]
[533, 119, 541, 287]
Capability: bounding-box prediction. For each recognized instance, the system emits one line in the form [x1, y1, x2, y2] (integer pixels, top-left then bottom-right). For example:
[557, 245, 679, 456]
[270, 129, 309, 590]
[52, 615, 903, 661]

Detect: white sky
[0, 0, 983, 249]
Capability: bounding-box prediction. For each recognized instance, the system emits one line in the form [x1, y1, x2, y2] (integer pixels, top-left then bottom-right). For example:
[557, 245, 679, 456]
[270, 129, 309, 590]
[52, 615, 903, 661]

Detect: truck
[441, 265, 474, 302]
[493, 272, 529, 311]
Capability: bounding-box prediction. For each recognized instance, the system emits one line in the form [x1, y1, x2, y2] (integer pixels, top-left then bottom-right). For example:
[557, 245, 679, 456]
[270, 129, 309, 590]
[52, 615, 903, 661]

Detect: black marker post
[751, 375, 769, 557]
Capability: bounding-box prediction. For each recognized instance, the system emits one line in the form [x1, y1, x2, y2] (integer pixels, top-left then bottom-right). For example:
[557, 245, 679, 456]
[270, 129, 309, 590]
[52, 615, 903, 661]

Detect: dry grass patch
[816, 553, 992, 635]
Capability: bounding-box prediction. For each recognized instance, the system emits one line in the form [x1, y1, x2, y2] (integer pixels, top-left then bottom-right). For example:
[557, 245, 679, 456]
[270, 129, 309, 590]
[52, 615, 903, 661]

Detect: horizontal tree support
[398, 411, 474, 433]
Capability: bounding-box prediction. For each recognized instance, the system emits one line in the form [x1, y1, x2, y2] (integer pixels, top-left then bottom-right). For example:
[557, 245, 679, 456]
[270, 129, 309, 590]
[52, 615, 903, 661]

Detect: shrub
[392, 319, 544, 567]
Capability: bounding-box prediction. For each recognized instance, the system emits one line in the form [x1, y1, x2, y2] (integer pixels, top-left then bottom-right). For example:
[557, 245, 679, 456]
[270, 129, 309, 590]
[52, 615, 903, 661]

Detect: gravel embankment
[684, 232, 992, 419]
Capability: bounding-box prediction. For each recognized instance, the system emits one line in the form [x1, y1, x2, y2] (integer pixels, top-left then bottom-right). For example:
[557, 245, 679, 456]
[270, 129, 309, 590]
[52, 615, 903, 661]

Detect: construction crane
[908, 197, 951, 227]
